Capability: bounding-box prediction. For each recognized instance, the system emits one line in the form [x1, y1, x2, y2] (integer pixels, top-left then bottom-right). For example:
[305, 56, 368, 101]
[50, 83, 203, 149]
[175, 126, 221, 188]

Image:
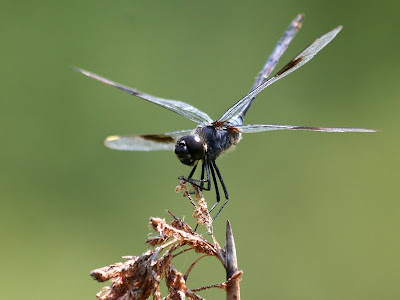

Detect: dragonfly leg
[211, 161, 229, 221]
[200, 161, 205, 189]
[208, 162, 221, 213]
[187, 163, 198, 178]
[180, 160, 211, 191]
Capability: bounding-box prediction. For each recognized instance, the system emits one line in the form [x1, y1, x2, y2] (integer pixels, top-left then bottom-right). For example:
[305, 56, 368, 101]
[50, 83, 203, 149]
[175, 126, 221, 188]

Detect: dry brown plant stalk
[90, 182, 242, 300]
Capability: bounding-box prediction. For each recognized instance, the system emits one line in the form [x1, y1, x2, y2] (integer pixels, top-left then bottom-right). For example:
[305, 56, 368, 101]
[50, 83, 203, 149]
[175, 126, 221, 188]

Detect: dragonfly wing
[225, 14, 304, 126]
[219, 26, 342, 122]
[104, 129, 194, 151]
[250, 14, 304, 91]
[73, 67, 213, 124]
[235, 124, 378, 133]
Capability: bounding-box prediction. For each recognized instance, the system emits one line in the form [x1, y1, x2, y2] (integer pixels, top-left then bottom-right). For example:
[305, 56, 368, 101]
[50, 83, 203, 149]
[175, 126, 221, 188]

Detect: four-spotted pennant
[74, 14, 377, 221]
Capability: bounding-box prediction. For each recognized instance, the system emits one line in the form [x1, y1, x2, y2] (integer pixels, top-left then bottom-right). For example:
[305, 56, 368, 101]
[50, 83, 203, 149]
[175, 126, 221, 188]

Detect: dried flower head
[90, 181, 242, 299]
[175, 180, 213, 233]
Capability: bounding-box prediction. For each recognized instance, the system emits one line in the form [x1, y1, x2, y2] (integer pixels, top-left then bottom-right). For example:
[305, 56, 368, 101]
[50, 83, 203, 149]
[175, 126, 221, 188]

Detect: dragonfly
[74, 14, 377, 221]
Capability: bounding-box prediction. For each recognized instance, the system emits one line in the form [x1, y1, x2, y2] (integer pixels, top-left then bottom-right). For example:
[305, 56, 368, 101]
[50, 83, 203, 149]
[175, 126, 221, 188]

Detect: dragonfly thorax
[195, 124, 241, 162]
[174, 135, 206, 166]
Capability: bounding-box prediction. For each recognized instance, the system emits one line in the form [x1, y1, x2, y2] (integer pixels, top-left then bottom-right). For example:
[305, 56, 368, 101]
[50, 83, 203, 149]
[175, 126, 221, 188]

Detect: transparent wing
[219, 26, 342, 122]
[73, 67, 213, 124]
[235, 124, 378, 133]
[250, 13, 304, 91]
[104, 129, 194, 151]
[226, 14, 304, 126]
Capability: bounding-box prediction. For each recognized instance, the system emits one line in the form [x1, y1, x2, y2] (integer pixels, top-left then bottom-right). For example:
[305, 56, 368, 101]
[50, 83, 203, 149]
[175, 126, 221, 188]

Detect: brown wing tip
[295, 13, 305, 27]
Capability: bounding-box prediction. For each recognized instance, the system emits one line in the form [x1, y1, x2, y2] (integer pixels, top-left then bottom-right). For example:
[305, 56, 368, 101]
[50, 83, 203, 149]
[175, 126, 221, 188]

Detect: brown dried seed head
[146, 235, 170, 247]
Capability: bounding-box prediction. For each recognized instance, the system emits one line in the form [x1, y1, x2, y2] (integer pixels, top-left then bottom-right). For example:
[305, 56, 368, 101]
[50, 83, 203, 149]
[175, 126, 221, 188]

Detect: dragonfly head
[174, 135, 205, 166]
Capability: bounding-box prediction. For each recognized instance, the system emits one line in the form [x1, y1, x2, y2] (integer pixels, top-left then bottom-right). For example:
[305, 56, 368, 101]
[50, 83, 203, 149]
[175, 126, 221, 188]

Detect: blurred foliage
[0, 0, 399, 299]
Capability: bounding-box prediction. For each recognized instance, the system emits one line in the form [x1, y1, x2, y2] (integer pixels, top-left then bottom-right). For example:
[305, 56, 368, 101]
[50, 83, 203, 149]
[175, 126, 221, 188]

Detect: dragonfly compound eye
[174, 135, 205, 166]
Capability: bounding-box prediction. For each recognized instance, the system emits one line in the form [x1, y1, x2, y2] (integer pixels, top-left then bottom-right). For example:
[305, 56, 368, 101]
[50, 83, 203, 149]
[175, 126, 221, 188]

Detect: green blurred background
[1, 0, 398, 299]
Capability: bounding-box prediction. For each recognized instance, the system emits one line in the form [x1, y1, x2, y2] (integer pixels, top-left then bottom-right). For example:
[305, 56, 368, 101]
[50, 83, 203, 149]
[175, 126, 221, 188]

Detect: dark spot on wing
[294, 14, 304, 29]
[275, 56, 304, 77]
[140, 134, 175, 143]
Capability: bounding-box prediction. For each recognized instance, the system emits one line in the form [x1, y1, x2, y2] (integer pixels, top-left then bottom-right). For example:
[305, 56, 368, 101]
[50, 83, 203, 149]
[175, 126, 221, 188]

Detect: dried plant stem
[225, 220, 240, 300]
